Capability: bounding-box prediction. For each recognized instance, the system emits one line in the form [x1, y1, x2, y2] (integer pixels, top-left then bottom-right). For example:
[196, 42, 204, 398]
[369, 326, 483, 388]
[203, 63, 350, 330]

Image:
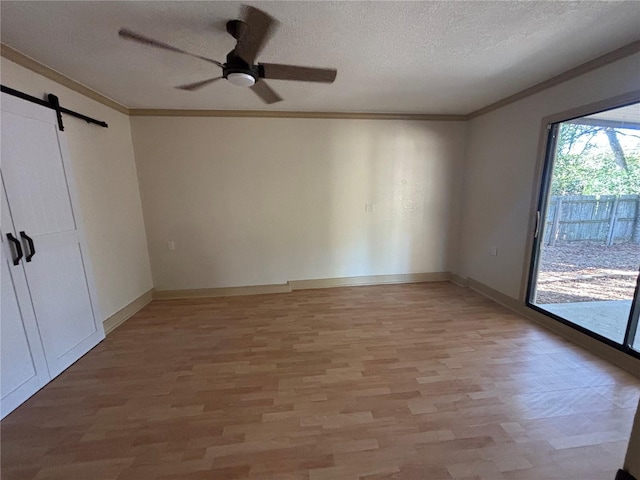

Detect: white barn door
[0, 184, 50, 418]
[1, 93, 104, 385]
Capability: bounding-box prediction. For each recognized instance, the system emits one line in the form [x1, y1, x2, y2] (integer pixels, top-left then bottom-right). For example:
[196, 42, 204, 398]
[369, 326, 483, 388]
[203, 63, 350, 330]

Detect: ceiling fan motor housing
[223, 50, 262, 86]
[225, 20, 245, 40]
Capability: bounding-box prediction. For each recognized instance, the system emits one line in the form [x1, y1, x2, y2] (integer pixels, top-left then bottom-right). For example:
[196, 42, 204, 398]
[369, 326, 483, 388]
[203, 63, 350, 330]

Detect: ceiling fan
[118, 5, 337, 104]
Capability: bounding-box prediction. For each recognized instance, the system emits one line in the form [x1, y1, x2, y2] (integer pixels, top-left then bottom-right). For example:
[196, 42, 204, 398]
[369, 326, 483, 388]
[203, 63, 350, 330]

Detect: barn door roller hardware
[1, 85, 108, 131]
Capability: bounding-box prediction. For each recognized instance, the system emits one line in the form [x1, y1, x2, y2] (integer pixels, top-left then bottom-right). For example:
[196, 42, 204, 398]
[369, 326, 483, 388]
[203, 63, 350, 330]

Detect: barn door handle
[20, 231, 35, 262]
[6, 233, 23, 265]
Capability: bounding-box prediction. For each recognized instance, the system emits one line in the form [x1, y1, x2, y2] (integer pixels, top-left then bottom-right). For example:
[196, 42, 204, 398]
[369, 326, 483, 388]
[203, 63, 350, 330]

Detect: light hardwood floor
[2, 282, 639, 480]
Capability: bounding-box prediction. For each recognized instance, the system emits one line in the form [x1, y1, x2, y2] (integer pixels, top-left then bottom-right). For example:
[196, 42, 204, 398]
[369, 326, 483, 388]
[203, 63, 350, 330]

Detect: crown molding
[1, 44, 129, 115]
[128, 109, 466, 121]
[468, 40, 640, 119]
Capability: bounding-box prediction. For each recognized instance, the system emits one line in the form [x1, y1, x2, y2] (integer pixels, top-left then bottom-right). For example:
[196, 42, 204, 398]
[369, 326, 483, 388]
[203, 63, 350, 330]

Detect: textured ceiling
[1, 1, 639, 114]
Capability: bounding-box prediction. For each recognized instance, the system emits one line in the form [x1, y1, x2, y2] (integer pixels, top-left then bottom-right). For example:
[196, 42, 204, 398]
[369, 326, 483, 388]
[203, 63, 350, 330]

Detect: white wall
[131, 117, 466, 290]
[1, 59, 153, 319]
[456, 53, 640, 299]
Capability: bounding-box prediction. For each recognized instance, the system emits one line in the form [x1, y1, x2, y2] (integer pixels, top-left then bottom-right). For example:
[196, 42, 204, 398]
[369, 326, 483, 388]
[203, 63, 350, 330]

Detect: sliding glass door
[528, 102, 640, 355]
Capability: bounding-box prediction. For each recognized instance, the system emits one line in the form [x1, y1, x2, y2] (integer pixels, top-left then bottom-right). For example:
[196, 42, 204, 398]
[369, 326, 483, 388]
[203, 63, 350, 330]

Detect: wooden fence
[543, 194, 640, 246]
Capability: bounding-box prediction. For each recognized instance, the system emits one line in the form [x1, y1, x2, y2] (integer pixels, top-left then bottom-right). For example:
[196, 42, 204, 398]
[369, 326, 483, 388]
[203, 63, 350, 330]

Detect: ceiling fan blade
[118, 28, 223, 67]
[235, 5, 278, 65]
[250, 80, 282, 104]
[175, 77, 223, 91]
[260, 63, 337, 83]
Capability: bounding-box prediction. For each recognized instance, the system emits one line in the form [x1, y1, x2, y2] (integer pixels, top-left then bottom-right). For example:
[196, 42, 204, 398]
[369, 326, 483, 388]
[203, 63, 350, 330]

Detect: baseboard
[467, 278, 523, 311]
[103, 289, 154, 335]
[153, 283, 292, 300]
[466, 277, 640, 379]
[152, 272, 451, 300]
[449, 273, 468, 287]
[289, 272, 450, 290]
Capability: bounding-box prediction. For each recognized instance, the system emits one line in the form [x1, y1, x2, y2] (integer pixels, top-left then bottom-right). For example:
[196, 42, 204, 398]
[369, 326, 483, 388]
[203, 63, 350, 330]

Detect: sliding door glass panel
[529, 102, 640, 345]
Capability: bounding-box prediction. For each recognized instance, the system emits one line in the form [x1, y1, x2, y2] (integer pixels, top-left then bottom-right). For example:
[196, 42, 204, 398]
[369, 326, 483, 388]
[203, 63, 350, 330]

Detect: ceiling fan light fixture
[227, 72, 256, 87]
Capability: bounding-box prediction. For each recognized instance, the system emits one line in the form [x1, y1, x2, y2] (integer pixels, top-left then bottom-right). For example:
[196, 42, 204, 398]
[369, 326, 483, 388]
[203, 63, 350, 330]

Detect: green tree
[551, 123, 640, 196]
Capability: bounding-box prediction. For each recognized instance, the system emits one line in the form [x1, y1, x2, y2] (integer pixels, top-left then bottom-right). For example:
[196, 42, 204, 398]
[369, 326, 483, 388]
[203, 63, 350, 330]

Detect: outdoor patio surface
[538, 300, 632, 344]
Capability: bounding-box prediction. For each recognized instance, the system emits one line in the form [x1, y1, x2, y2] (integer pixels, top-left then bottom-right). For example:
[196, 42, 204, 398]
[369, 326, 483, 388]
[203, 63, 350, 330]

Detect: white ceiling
[2, 1, 639, 114]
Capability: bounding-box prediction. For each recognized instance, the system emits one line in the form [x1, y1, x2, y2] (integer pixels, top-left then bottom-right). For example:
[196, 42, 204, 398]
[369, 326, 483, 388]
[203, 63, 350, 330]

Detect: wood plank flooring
[2, 282, 639, 480]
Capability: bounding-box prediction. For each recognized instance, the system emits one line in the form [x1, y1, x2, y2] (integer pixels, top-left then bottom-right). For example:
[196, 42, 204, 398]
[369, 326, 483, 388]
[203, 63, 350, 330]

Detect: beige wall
[1, 59, 153, 319]
[131, 117, 466, 290]
[456, 52, 640, 298]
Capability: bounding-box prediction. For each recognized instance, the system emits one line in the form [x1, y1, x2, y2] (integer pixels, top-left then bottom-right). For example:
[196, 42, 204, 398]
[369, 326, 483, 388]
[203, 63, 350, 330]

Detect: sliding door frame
[521, 90, 640, 360]
[623, 276, 640, 351]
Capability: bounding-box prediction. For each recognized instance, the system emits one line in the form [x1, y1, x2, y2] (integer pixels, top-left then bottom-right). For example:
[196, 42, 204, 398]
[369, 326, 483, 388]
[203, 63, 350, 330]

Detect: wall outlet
[490, 246, 498, 256]
[365, 202, 375, 212]
[168, 241, 176, 251]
